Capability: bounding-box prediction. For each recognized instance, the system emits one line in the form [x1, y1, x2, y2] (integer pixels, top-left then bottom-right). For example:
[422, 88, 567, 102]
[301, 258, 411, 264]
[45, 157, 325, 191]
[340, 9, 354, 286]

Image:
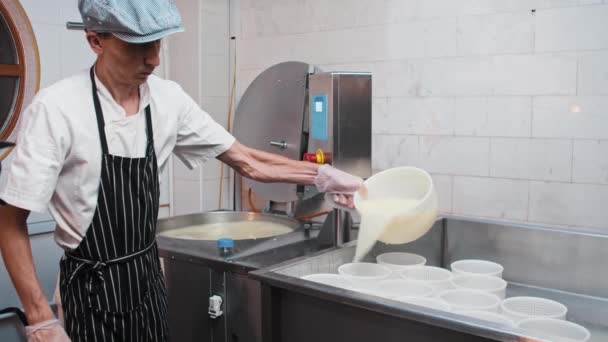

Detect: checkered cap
[78, 0, 184, 43]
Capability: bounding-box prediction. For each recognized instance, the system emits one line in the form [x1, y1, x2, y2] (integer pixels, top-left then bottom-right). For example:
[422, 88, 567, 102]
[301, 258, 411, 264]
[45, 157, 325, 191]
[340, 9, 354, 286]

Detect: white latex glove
[26, 319, 70, 342]
[314, 165, 364, 208]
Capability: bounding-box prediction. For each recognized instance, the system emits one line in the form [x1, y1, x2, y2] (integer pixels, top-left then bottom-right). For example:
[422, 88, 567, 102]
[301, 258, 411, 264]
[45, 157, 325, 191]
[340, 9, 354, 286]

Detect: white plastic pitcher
[354, 167, 438, 245]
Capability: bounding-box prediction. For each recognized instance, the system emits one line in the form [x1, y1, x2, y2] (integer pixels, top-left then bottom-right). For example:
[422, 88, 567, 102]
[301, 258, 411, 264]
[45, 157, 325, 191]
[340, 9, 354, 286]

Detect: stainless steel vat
[157, 211, 324, 342]
[252, 217, 608, 342]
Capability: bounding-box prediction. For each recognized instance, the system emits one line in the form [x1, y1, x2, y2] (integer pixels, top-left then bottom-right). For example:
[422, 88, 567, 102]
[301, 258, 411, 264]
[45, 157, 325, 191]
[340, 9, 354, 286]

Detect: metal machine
[232, 61, 372, 245]
[157, 61, 372, 342]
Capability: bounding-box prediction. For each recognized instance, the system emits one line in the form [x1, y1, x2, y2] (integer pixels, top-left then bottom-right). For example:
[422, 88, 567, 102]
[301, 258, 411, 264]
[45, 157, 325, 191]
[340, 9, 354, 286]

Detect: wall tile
[202, 178, 231, 211]
[203, 0, 229, 15]
[173, 156, 201, 181]
[491, 54, 577, 95]
[202, 11, 230, 56]
[383, 97, 455, 135]
[371, 97, 388, 134]
[490, 138, 572, 181]
[238, 0, 579, 40]
[456, 12, 534, 55]
[578, 51, 608, 95]
[167, 7, 201, 101]
[533, 96, 608, 139]
[203, 158, 231, 180]
[173, 179, 202, 215]
[372, 135, 419, 170]
[158, 206, 171, 219]
[412, 54, 576, 97]
[19, 0, 61, 25]
[58, 0, 81, 23]
[431, 174, 453, 213]
[376, 97, 532, 137]
[202, 55, 230, 97]
[31, 24, 62, 88]
[453, 176, 529, 220]
[573, 140, 608, 184]
[530, 181, 608, 228]
[60, 29, 95, 77]
[202, 96, 230, 128]
[453, 97, 532, 137]
[236, 68, 263, 100]
[536, 5, 608, 52]
[419, 136, 490, 176]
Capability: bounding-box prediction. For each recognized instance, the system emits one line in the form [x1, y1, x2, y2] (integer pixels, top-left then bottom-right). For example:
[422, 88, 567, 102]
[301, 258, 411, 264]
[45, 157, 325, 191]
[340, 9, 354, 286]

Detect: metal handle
[269, 141, 287, 149]
[66, 22, 85, 30]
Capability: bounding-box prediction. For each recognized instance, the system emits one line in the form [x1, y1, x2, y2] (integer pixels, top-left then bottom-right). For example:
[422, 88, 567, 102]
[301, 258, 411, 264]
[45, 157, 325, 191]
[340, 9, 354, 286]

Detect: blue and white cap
[78, 0, 185, 43]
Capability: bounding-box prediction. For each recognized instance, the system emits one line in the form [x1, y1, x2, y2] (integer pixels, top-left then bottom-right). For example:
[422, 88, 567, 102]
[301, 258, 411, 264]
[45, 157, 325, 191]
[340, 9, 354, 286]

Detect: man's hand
[26, 319, 70, 342]
[315, 165, 365, 208]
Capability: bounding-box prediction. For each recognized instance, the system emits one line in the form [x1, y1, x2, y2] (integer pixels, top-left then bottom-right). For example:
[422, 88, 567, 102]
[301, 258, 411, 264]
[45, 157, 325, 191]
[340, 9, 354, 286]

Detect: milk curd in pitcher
[352, 167, 438, 262]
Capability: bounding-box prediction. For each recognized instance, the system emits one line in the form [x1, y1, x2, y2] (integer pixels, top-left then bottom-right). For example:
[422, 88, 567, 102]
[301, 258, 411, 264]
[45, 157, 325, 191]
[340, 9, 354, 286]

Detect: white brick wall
[236, 1, 608, 231]
[372, 135, 420, 170]
[573, 140, 608, 184]
[536, 6, 608, 52]
[419, 136, 490, 176]
[453, 177, 529, 220]
[170, 0, 232, 214]
[578, 51, 608, 95]
[432, 174, 454, 213]
[456, 12, 534, 55]
[529, 182, 608, 228]
[533, 96, 608, 139]
[490, 138, 572, 181]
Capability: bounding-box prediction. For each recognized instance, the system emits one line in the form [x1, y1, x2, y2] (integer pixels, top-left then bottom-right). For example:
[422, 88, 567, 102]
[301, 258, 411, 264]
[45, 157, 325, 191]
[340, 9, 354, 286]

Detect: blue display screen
[311, 94, 328, 141]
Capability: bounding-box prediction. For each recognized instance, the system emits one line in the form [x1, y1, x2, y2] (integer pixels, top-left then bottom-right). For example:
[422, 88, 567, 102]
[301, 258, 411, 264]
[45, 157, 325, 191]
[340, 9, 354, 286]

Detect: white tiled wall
[17, 0, 93, 87]
[235, 0, 608, 231]
[169, 0, 231, 215]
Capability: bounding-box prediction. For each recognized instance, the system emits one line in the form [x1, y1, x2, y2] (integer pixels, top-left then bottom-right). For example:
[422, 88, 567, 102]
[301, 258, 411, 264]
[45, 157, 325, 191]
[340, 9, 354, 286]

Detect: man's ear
[85, 31, 104, 55]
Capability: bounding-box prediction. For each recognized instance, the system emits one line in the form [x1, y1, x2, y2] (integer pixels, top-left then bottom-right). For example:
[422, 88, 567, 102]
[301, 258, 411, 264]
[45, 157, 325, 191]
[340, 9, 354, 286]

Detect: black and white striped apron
[59, 66, 169, 341]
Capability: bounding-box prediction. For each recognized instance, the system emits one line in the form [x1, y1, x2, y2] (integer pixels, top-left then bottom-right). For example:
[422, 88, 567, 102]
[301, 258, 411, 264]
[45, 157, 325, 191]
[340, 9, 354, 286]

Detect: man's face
[90, 33, 161, 85]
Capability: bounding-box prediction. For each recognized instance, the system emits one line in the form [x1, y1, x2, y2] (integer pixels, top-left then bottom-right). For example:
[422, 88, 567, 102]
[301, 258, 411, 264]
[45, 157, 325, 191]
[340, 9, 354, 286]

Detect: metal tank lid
[232, 61, 312, 203]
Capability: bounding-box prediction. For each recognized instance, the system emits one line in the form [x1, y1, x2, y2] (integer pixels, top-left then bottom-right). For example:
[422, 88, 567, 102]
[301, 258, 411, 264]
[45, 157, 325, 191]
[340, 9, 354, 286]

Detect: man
[0, 0, 362, 341]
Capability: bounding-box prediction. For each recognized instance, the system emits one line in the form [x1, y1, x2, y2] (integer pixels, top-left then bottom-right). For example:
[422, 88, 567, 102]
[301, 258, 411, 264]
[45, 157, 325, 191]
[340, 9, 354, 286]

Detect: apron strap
[90, 66, 109, 155]
[145, 105, 154, 146]
[65, 240, 157, 288]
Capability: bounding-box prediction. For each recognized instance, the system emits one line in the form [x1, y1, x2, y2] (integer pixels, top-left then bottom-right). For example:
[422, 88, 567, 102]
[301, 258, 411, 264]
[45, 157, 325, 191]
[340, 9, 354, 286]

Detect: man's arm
[218, 141, 320, 184]
[0, 204, 54, 324]
[217, 141, 364, 207]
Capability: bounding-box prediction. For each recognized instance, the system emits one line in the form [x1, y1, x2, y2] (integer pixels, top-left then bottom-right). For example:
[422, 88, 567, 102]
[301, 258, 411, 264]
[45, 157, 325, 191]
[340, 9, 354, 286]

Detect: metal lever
[269, 141, 287, 149]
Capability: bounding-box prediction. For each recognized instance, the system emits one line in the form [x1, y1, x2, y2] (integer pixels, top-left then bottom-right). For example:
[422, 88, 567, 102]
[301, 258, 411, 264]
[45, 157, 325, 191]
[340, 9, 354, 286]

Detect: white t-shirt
[0, 69, 235, 250]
